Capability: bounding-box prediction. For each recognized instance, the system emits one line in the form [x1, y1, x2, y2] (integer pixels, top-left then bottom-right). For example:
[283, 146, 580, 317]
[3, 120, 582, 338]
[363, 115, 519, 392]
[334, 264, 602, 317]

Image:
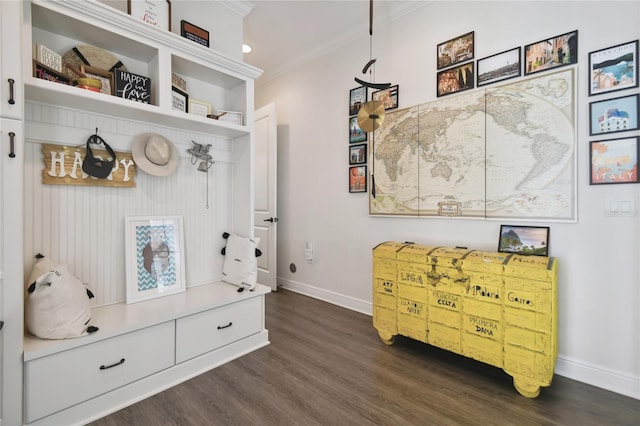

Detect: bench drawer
[176, 297, 262, 363]
[25, 321, 175, 423]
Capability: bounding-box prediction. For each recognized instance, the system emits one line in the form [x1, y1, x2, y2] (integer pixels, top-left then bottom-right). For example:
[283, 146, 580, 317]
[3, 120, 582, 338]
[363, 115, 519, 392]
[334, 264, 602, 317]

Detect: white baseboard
[555, 355, 639, 400]
[278, 277, 640, 400]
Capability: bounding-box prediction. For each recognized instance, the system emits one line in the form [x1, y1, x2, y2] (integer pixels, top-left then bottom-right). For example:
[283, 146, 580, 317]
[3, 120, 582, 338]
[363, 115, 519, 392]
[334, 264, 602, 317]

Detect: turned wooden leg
[513, 377, 541, 398]
[377, 330, 396, 345]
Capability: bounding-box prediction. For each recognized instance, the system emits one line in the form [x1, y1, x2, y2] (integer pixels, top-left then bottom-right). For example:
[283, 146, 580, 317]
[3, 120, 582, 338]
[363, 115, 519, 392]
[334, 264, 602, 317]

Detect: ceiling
[242, 0, 430, 85]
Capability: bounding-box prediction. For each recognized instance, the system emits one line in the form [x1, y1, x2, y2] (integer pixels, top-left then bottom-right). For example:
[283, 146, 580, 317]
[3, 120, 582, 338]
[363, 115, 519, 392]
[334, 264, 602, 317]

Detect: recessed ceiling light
[242, 44, 253, 54]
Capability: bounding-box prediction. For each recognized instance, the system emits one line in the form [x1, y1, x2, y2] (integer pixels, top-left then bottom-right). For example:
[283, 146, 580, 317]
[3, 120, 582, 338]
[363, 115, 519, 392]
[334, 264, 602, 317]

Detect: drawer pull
[8, 78, 15, 105]
[99, 358, 125, 370]
[8, 132, 16, 158]
[217, 322, 233, 330]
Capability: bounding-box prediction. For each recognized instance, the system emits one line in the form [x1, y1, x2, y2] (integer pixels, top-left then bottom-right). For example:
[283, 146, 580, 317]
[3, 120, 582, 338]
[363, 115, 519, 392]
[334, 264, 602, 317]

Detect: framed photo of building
[590, 137, 639, 185]
[125, 215, 186, 304]
[498, 225, 550, 257]
[589, 94, 639, 136]
[349, 143, 367, 165]
[372, 85, 399, 110]
[349, 116, 367, 143]
[589, 39, 638, 96]
[477, 47, 521, 87]
[437, 62, 474, 97]
[349, 86, 367, 116]
[437, 31, 474, 70]
[524, 30, 578, 76]
[349, 165, 367, 193]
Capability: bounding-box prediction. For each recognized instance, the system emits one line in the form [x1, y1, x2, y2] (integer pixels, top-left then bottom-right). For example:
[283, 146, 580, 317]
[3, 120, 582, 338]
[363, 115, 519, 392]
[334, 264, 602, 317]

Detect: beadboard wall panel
[24, 102, 239, 306]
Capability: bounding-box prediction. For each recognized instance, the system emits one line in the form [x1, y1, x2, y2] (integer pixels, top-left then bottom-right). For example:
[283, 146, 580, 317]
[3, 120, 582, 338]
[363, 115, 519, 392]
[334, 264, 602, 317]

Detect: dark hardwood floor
[91, 289, 639, 426]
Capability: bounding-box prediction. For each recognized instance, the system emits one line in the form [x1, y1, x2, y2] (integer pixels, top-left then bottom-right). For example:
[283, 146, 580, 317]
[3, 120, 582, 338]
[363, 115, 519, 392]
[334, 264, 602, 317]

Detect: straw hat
[62, 45, 127, 80]
[131, 133, 179, 177]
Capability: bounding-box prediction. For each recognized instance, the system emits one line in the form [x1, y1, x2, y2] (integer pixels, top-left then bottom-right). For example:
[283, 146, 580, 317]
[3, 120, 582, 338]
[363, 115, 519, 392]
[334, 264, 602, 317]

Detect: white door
[253, 103, 278, 291]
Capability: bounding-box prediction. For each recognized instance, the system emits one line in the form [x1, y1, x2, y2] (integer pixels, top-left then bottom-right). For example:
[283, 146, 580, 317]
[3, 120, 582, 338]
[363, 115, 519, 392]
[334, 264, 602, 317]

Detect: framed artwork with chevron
[125, 215, 186, 304]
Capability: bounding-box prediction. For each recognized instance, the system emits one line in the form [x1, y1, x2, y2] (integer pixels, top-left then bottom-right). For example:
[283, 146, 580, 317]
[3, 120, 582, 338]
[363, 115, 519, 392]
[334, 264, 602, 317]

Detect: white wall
[255, 1, 640, 399]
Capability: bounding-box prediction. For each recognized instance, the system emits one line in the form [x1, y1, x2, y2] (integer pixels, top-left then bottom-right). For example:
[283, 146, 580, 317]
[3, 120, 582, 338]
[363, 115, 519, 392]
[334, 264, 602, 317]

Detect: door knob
[263, 217, 279, 223]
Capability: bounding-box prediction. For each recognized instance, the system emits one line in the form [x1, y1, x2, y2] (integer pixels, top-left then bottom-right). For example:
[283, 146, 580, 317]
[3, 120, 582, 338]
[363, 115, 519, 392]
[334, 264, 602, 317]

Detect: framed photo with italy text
[477, 47, 521, 87]
[524, 30, 578, 75]
[349, 166, 367, 193]
[589, 40, 639, 96]
[349, 86, 367, 116]
[437, 62, 474, 97]
[128, 0, 171, 31]
[590, 137, 639, 185]
[437, 31, 474, 70]
[125, 216, 186, 304]
[372, 85, 399, 110]
[589, 94, 639, 136]
[349, 116, 367, 144]
[498, 225, 549, 257]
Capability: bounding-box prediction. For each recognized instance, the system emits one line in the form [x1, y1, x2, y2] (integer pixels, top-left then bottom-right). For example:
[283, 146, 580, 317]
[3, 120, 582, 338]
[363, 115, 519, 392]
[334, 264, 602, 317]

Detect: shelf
[25, 77, 250, 138]
[26, 0, 261, 139]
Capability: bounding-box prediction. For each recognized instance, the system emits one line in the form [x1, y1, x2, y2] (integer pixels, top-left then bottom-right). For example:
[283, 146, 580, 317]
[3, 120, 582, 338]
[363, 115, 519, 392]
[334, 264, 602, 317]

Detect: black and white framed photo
[589, 39, 638, 96]
[524, 30, 578, 75]
[498, 225, 549, 257]
[349, 86, 367, 116]
[477, 47, 521, 87]
[125, 215, 186, 304]
[171, 86, 188, 112]
[589, 94, 639, 136]
[349, 143, 367, 165]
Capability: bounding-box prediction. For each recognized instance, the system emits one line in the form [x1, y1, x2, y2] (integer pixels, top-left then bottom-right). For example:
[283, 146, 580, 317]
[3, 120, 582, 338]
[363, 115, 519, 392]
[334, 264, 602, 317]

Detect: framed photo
[589, 94, 639, 136]
[498, 225, 550, 257]
[125, 216, 186, 304]
[349, 165, 367, 193]
[372, 84, 399, 110]
[171, 85, 188, 112]
[217, 110, 244, 125]
[437, 62, 474, 97]
[188, 98, 211, 117]
[180, 20, 210, 47]
[589, 40, 639, 96]
[524, 30, 578, 75]
[590, 137, 639, 185]
[32, 60, 70, 85]
[349, 143, 367, 165]
[128, 0, 171, 31]
[477, 47, 521, 87]
[80, 65, 114, 95]
[349, 86, 367, 116]
[437, 31, 474, 70]
[349, 116, 367, 144]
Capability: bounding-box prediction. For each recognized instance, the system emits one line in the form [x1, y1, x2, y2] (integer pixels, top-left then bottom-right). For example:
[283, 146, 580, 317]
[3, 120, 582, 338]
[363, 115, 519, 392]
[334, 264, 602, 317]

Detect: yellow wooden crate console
[372, 242, 558, 398]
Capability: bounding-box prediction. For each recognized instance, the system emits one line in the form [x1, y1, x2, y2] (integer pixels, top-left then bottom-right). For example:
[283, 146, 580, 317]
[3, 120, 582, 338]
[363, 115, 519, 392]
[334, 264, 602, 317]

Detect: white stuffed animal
[220, 232, 261, 291]
[25, 254, 98, 339]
